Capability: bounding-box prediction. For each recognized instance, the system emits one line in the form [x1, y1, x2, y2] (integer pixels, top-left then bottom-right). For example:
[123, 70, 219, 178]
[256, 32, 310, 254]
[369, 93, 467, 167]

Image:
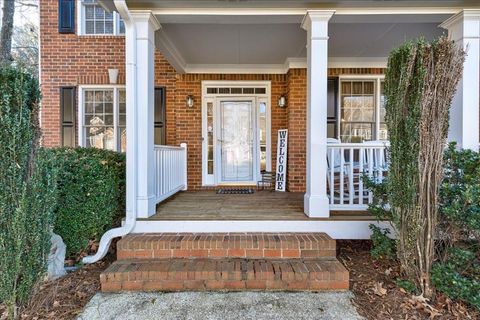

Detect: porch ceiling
[154, 14, 446, 73]
[101, 1, 454, 73]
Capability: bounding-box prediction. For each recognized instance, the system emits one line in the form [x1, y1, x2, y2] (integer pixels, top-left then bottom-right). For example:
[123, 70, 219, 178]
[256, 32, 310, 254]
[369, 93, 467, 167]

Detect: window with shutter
[60, 87, 76, 146]
[58, 0, 75, 34]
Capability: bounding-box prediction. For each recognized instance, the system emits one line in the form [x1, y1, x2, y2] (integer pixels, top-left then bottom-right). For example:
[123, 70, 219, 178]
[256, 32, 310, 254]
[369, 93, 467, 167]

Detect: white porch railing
[154, 143, 188, 204]
[327, 142, 389, 210]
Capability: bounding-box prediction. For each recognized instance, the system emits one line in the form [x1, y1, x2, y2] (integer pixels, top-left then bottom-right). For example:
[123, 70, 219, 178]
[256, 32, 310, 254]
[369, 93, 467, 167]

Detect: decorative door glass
[220, 101, 254, 182]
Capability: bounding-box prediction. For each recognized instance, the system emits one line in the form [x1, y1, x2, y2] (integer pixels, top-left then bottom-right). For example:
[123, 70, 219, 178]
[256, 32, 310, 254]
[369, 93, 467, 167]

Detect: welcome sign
[275, 129, 288, 191]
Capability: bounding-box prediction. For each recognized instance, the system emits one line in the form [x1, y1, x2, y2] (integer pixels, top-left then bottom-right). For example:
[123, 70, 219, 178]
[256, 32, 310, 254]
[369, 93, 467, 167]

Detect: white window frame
[201, 81, 272, 186]
[338, 75, 385, 141]
[78, 85, 126, 152]
[77, 0, 125, 36]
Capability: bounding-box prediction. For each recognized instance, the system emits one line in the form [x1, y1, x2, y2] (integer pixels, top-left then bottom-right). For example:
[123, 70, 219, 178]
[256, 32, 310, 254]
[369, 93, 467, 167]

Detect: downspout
[83, 0, 137, 263]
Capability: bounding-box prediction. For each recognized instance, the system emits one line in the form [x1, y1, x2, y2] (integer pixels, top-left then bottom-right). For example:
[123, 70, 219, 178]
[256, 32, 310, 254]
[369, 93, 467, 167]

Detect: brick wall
[40, 0, 386, 191]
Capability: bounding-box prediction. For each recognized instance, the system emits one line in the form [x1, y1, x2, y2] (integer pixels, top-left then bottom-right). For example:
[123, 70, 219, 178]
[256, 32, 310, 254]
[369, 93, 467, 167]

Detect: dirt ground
[1, 240, 478, 320]
[338, 241, 479, 320]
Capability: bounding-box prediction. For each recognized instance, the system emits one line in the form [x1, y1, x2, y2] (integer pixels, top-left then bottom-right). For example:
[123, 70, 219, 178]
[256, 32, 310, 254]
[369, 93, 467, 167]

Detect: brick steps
[101, 258, 349, 292]
[102, 232, 349, 292]
[117, 233, 336, 260]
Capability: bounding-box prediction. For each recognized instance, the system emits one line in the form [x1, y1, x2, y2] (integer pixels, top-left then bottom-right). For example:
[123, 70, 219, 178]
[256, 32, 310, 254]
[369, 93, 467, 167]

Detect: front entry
[202, 81, 271, 186]
[219, 100, 255, 183]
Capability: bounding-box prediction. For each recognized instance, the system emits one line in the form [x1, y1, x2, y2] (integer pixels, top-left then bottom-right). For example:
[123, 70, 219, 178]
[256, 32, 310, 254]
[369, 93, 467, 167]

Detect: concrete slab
[77, 291, 364, 320]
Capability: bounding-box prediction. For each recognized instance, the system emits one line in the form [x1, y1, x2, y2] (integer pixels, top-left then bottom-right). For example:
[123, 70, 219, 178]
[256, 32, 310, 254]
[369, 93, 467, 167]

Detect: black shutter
[154, 87, 166, 145]
[58, 0, 75, 34]
[60, 87, 76, 147]
[327, 77, 339, 139]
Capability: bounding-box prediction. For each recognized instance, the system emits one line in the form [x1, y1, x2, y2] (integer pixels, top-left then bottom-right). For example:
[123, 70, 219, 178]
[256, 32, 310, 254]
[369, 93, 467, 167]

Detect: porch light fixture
[108, 68, 119, 84]
[186, 95, 194, 108]
[278, 95, 287, 108]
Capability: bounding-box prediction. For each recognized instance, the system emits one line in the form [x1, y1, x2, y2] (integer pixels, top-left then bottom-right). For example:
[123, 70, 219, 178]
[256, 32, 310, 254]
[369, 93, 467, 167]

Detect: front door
[218, 99, 256, 183]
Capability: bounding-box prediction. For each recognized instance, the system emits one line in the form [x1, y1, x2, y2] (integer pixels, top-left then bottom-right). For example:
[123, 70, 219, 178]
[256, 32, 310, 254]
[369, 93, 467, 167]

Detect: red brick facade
[40, 0, 385, 191]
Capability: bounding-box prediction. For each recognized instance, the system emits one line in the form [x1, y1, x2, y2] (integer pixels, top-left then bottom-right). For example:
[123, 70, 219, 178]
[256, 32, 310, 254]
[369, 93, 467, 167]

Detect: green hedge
[46, 147, 126, 258]
[0, 66, 57, 317]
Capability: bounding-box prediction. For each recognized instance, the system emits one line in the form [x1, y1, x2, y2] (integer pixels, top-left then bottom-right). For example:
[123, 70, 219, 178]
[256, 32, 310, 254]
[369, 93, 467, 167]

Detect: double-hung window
[80, 0, 125, 35]
[81, 87, 126, 152]
[339, 77, 387, 142]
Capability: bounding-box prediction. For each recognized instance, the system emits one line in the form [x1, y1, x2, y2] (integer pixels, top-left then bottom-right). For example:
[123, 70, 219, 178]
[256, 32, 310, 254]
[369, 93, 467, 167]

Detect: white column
[301, 10, 335, 217]
[441, 10, 480, 151]
[131, 12, 161, 218]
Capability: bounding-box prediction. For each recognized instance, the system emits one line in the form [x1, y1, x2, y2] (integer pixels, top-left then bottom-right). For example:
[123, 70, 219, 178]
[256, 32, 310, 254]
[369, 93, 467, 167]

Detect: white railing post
[181, 143, 188, 190]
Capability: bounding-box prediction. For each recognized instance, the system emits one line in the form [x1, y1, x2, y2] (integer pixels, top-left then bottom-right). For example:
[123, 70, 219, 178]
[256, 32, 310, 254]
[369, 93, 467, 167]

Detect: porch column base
[136, 195, 157, 219]
[304, 193, 330, 218]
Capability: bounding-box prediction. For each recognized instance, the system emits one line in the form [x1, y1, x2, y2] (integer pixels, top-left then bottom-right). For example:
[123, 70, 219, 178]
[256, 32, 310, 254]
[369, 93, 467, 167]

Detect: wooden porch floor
[145, 191, 374, 221]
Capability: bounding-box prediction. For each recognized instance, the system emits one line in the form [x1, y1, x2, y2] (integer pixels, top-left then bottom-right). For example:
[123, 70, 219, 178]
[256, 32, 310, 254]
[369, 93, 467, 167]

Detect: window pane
[340, 80, 376, 142]
[104, 102, 113, 114]
[95, 21, 104, 34]
[85, 21, 94, 34]
[86, 126, 115, 150]
[207, 102, 214, 174]
[119, 127, 126, 152]
[105, 21, 114, 34]
[119, 19, 125, 34]
[258, 102, 267, 172]
[94, 6, 104, 19]
[85, 6, 94, 19]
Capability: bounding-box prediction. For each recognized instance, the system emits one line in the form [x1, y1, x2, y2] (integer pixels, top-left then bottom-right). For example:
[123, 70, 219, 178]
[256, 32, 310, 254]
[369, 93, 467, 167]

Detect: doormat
[216, 188, 255, 194]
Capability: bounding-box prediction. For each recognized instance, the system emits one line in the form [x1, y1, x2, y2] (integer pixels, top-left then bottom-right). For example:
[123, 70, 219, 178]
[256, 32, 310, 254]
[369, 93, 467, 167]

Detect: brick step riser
[100, 258, 349, 292]
[117, 248, 336, 260]
[102, 279, 349, 292]
[118, 233, 336, 260]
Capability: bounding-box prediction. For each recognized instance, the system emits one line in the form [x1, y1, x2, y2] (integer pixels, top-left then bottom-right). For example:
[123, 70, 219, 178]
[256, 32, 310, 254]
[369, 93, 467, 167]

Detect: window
[81, 87, 125, 152]
[339, 78, 386, 142]
[80, 0, 124, 35]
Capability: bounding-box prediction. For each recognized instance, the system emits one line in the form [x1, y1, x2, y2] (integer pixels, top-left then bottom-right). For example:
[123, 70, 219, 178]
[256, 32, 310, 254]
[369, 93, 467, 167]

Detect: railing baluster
[349, 148, 354, 205]
[358, 146, 364, 205]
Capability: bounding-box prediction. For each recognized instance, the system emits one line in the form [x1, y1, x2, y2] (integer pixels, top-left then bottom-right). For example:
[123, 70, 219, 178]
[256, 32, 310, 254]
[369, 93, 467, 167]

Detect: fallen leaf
[385, 268, 393, 276]
[373, 282, 387, 296]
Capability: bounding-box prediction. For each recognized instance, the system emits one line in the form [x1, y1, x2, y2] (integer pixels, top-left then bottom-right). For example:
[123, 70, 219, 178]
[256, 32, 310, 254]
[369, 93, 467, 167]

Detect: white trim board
[132, 220, 394, 239]
[179, 57, 387, 74]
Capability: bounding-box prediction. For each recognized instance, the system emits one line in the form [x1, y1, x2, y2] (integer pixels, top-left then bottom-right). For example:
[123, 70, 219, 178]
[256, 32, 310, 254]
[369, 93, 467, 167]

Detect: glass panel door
[219, 101, 254, 182]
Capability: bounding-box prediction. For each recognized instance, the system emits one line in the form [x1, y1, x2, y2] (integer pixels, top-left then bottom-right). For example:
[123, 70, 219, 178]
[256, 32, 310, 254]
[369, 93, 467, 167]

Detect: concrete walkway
[77, 291, 364, 320]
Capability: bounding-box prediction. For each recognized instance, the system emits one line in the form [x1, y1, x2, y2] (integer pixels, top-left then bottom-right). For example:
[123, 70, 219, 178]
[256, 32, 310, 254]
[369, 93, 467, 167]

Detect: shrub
[431, 248, 480, 309]
[433, 144, 480, 310]
[369, 224, 396, 259]
[440, 143, 480, 240]
[375, 37, 464, 296]
[46, 147, 125, 258]
[0, 66, 57, 318]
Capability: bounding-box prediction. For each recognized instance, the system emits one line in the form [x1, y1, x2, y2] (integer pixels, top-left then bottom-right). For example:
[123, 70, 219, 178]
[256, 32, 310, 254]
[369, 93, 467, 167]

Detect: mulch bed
[338, 240, 479, 320]
[2, 240, 478, 319]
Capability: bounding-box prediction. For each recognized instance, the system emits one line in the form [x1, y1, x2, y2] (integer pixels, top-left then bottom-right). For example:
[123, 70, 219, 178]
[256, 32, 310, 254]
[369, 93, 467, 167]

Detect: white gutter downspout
[83, 0, 137, 263]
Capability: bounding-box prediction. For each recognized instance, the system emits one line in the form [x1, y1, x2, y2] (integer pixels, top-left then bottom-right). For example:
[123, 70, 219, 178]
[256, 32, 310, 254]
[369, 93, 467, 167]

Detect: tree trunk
[0, 0, 15, 64]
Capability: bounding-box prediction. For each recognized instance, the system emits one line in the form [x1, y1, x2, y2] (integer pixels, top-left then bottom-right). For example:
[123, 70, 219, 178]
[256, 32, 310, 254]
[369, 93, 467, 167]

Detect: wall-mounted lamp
[278, 95, 287, 108]
[186, 95, 194, 108]
[108, 68, 119, 84]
